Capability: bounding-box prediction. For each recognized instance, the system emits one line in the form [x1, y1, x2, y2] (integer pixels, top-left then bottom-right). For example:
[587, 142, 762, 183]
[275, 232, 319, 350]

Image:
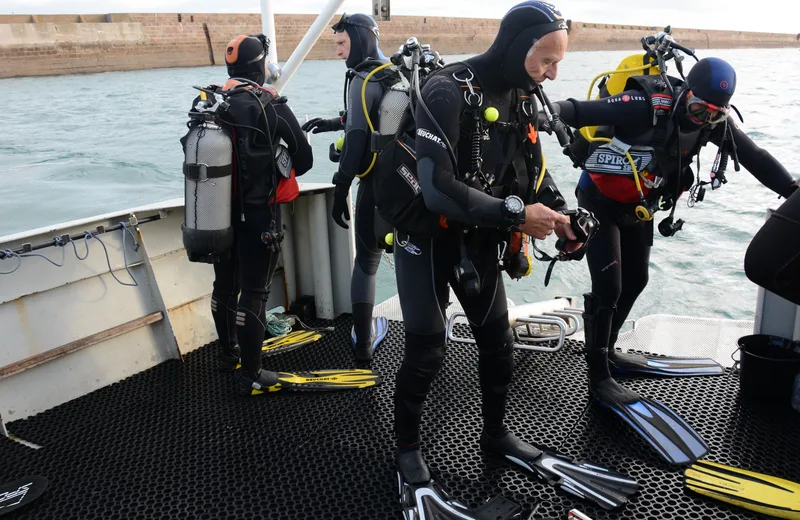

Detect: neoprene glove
[331, 181, 351, 229]
[302, 117, 342, 134]
[536, 110, 553, 135]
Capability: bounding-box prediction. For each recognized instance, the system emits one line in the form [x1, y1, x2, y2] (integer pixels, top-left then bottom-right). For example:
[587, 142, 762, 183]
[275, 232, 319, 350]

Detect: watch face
[506, 196, 524, 214]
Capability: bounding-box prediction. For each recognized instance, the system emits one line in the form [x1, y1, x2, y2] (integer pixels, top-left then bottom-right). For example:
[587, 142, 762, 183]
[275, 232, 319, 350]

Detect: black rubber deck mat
[2, 314, 799, 519]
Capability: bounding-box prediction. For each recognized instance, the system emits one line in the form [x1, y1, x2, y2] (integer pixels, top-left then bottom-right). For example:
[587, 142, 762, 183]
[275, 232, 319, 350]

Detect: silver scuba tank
[182, 122, 235, 263]
[378, 81, 411, 136]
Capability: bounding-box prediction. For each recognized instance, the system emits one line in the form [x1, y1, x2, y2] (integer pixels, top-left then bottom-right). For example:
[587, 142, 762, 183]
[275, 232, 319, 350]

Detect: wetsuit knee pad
[471, 313, 514, 354]
[472, 314, 514, 387]
[402, 331, 446, 375]
[355, 250, 381, 276]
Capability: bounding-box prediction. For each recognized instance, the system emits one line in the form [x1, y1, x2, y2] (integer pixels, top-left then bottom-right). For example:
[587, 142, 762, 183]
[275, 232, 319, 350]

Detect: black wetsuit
[333, 69, 386, 352]
[394, 56, 566, 448]
[555, 92, 795, 340]
[202, 86, 313, 376]
[745, 187, 800, 305]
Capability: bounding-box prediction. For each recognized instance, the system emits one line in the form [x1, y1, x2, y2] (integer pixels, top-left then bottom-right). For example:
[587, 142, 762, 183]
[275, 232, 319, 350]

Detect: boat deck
[2, 315, 799, 520]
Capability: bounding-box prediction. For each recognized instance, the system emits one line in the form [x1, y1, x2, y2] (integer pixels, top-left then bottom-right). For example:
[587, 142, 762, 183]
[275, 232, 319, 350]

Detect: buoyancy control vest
[578, 74, 714, 205]
[375, 60, 590, 282]
[220, 81, 299, 206]
[372, 62, 550, 238]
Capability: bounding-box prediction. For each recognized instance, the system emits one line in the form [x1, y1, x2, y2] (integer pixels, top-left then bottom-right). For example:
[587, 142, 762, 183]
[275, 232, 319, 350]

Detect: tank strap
[183, 163, 234, 180]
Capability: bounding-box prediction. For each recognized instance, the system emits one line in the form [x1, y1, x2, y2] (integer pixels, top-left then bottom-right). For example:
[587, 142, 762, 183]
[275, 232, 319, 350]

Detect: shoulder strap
[625, 74, 681, 148]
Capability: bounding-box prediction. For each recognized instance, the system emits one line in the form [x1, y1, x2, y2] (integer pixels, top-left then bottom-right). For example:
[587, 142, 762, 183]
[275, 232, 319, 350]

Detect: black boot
[397, 448, 431, 484]
[218, 344, 241, 372]
[581, 292, 616, 390]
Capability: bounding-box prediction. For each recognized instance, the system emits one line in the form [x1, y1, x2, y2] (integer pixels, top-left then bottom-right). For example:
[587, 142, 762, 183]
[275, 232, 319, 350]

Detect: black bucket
[738, 334, 800, 406]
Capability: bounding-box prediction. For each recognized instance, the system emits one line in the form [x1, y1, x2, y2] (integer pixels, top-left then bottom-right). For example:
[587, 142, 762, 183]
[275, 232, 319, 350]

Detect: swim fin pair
[685, 460, 800, 519]
[480, 431, 638, 511]
[236, 368, 381, 396]
[609, 351, 724, 377]
[263, 329, 323, 355]
[608, 332, 724, 377]
[351, 316, 389, 362]
[218, 330, 324, 372]
[397, 449, 524, 520]
[583, 293, 709, 467]
[592, 378, 709, 466]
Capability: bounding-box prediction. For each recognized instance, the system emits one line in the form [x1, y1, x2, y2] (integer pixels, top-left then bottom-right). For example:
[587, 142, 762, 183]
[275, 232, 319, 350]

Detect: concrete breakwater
[0, 13, 798, 79]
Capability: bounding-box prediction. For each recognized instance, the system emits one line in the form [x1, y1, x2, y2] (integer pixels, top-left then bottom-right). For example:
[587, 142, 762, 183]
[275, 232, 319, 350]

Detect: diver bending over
[302, 14, 389, 362]
[550, 57, 795, 378]
[546, 56, 794, 463]
[392, 3, 637, 515]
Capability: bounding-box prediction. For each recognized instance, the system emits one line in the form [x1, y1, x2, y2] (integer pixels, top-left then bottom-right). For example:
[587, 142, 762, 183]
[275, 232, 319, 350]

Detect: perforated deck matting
[2, 316, 799, 520]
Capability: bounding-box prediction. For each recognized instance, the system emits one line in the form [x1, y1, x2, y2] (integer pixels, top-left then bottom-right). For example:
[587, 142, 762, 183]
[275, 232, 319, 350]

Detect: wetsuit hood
[225, 34, 269, 85]
[332, 13, 386, 69]
[481, 1, 569, 91]
[686, 57, 736, 106]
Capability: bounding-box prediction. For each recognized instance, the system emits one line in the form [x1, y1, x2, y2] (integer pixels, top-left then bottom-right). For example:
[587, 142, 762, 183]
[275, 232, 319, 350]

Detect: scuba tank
[181, 89, 236, 264]
[565, 26, 696, 169]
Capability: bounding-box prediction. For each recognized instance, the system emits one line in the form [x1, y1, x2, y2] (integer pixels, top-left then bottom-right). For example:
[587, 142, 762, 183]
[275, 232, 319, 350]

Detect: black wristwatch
[502, 195, 526, 227]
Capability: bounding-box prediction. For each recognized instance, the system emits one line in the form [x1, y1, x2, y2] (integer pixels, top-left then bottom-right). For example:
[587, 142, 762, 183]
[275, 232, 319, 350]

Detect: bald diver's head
[484, 1, 569, 89]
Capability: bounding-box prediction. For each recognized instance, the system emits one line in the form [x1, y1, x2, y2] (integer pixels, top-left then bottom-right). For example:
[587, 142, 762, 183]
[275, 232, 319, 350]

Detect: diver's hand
[536, 111, 553, 135]
[331, 182, 351, 229]
[555, 222, 583, 253]
[519, 203, 570, 240]
[302, 117, 334, 134]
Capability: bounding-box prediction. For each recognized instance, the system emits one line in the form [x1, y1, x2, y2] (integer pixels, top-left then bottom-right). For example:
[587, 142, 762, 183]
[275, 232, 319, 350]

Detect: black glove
[331, 181, 351, 229]
[536, 110, 553, 135]
[302, 117, 338, 134]
[329, 142, 342, 163]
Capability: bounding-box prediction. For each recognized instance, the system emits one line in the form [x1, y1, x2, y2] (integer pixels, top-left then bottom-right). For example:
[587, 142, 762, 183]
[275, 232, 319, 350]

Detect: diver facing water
[387, 2, 638, 514]
[302, 13, 389, 363]
[186, 35, 314, 394]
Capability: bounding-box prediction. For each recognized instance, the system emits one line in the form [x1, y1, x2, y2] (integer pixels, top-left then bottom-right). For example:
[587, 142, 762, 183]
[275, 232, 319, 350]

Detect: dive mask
[332, 13, 380, 38]
[685, 90, 730, 126]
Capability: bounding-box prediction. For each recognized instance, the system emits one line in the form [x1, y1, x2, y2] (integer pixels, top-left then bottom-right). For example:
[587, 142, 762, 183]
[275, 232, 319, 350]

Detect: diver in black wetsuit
[392, 2, 639, 512]
[548, 57, 796, 384]
[196, 35, 313, 395]
[302, 14, 389, 362]
[745, 184, 800, 306]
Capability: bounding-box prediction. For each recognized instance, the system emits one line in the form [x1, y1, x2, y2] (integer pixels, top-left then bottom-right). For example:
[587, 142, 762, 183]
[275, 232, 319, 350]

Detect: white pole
[279, 204, 298, 307]
[272, 0, 346, 93]
[261, 0, 279, 65]
[309, 193, 335, 320]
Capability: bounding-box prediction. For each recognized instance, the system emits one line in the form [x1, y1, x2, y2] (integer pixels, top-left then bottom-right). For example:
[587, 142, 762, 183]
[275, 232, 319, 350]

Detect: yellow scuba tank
[581, 53, 661, 140]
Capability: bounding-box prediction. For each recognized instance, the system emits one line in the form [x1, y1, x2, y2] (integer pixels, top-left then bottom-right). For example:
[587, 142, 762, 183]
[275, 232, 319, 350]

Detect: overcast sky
[1, 0, 798, 34]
